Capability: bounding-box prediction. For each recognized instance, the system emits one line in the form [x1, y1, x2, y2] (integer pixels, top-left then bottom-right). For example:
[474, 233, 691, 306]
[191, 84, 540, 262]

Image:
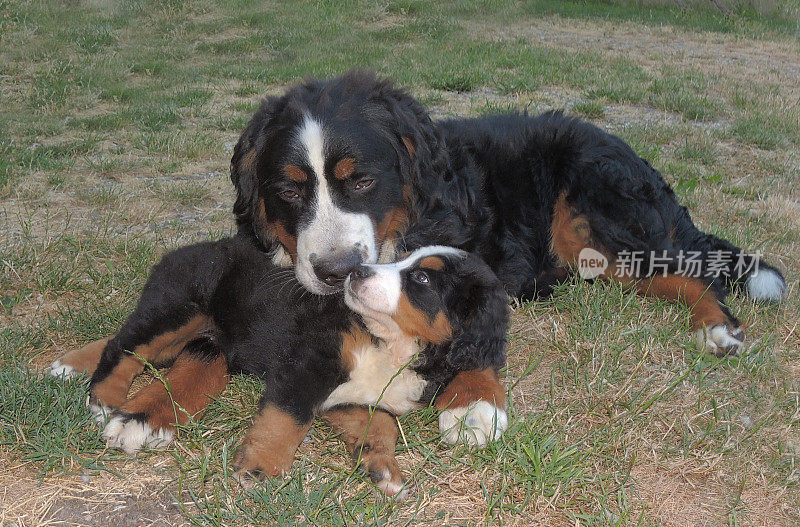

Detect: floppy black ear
[230, 96, 281, 252]
[368, 79, 479, 250]
[445, 261, 509, 372]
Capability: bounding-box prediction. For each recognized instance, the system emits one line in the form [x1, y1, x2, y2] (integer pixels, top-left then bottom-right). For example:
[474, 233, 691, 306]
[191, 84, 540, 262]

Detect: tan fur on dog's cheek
[375, 185, 411, 245]
[391, 295, 452, 344]
[376, 205, 409, 243]
[266, 219, 298, 262]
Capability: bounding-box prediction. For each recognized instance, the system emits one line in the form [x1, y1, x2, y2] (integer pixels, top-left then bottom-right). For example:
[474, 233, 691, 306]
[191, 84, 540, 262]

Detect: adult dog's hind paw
[695, 324, 745, 357]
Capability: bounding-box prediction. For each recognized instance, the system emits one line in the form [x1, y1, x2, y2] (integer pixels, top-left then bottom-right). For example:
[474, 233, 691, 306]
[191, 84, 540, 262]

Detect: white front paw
[439, 400, 508, 447]
[102, 414, 174, 454]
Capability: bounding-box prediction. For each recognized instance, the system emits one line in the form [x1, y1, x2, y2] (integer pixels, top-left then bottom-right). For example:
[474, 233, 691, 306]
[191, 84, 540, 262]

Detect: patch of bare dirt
[0, 453, 191, 527]
[631, 460, 795, 526]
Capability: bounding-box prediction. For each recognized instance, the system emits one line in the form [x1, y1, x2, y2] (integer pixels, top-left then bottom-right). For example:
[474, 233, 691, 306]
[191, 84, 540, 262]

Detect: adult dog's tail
[673, 207, 786, 301]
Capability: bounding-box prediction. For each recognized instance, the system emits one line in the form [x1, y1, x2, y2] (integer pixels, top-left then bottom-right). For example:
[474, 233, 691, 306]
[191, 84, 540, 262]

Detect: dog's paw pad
[695, 324, 745, 357]
[102, 414, 174, 454]
[231, 469, 267, 490]
[439, 400, 508, 448]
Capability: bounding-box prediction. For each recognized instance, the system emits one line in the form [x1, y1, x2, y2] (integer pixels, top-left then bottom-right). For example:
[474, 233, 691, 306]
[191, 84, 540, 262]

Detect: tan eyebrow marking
[418, 256, 445, 271]
[333, 157, 356, 180]
[284, 165, 307, 183]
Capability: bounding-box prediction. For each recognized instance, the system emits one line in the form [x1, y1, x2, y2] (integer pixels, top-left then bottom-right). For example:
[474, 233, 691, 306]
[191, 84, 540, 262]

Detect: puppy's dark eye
[354, 178, 374, 191]
[410, 270, 429, 284]
[279, 190, 301, 202]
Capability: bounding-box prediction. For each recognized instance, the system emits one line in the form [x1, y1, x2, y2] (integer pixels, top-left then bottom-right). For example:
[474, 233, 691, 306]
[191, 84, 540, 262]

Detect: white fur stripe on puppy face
[393, 246, 466, 271]
[344, 246, 466, 316]
[294, 116, 378, 295]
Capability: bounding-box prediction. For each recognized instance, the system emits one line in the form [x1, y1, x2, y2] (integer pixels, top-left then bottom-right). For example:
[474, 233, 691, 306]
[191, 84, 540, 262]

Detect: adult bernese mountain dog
[220, 71, 784, 353]
[65, 240, 508, 497]
[52, 70, 786, 491]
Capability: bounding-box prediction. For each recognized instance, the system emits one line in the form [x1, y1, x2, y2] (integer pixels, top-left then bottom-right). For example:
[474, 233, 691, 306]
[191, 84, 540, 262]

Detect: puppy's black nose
[311, 251, 362, 286]
[350, 265, 374, 281]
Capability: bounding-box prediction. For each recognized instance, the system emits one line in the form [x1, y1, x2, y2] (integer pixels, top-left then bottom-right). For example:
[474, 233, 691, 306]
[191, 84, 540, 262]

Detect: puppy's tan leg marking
[550, 192, 594, 266]
[436, 369, 508, 448]
[130, 315, 214, 365]
[324, 407, 408, 500]
[103, 353, 229, 454]
[90, 315, 213, 410]
[49, 337, 111, 379]
[232, 405, 310, 484]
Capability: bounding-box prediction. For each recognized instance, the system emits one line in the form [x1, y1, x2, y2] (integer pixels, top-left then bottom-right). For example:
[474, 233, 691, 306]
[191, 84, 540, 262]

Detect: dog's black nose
[350, 265, 374, 281]
[311, 251, 362, 286]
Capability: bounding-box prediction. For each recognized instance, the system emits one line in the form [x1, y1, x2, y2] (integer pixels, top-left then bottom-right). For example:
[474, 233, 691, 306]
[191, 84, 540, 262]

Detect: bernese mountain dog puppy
[77, 238, 508, 497]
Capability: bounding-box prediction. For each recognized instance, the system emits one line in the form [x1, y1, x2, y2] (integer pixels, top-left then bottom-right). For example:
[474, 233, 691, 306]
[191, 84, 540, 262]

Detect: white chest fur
[321, 337, 427, 415]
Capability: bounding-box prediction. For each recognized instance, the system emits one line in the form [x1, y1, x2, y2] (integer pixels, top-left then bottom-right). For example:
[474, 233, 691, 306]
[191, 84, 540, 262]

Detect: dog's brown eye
[410, 270, 429, 284]
[279, 190, 301, 202]
[354, 178, 374, 191]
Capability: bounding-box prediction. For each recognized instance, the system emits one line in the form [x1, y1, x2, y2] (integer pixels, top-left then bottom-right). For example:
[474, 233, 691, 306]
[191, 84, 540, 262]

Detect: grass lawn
[1, 0, 799, 525]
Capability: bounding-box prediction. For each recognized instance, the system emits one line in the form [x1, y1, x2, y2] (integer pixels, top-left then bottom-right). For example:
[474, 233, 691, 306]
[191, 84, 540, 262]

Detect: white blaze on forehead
[299, 116, 326, 182]
[294, 116, 378, 294]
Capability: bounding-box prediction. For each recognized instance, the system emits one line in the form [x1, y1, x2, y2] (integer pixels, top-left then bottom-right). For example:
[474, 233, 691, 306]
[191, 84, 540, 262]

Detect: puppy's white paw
[102, 414, 174, 454]
[439, 400, 508, 448]
[49, 359, 77, 379]
[695, 324, 745, 357]
[87, 398, 114, 425]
